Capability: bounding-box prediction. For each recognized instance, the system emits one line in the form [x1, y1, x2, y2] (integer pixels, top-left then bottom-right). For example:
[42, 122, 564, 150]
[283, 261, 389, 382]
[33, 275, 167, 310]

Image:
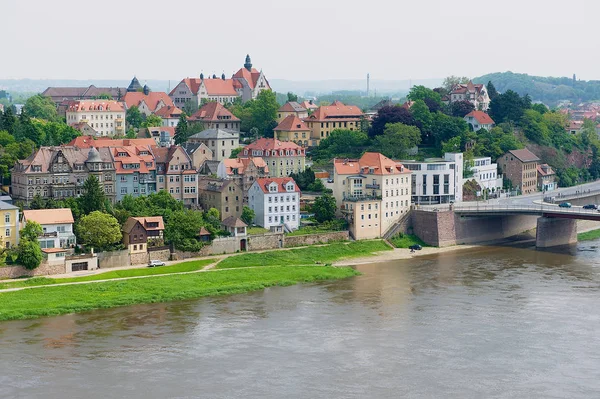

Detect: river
[2, 241, 600, 398]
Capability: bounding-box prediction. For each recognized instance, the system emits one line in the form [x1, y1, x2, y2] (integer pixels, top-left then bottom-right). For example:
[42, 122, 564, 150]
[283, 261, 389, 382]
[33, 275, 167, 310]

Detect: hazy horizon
[4, 0, 600, 82]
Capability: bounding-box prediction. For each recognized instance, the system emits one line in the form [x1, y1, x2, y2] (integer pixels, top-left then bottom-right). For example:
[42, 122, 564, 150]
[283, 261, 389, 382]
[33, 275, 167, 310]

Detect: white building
[248, 177, 300, 231]
[464, 110, 495, 131]
[402, 153, 464, 204]
[470, 157, 503, 192]
[66, 100, 125, 137]
[22, 208, 76, 249]
[187, 128, 240, 161]
[333, 152, 412, 240]
[444, 81, 491, 111]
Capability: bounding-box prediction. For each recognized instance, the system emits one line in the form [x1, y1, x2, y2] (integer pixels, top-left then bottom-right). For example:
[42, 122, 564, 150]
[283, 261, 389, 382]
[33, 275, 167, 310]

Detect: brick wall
[0, 262, 66, 279]
[536, 217, 577, 248]
[130, 252, 149, 265]
[248, 233, 284, 251]
[284, 231, 349, 248]
[97, 249, 130, 269]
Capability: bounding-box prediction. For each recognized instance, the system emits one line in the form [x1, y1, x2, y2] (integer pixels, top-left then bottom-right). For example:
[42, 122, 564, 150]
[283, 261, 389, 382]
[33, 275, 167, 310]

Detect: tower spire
[244, 54, 252, 71]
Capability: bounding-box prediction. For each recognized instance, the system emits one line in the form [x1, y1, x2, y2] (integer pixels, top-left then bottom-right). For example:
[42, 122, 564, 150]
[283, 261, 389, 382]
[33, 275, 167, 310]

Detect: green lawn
[217, 240, 391, 269]
[389, 233, 429, 249]
[0, 266, 359, 321]
[578, 229, 600, 241]
[0, 259, 215, 290]
[285, 227, 342, 237]
[247, 226, 270, 235]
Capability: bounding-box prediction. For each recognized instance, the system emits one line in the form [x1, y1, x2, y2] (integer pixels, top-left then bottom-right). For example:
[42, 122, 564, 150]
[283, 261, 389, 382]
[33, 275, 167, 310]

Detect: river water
[2, 242, 600, 398]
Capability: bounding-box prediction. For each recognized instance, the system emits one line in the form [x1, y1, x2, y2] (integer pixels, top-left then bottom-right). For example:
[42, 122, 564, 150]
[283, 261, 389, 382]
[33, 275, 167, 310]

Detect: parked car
[558, 202, 572, 208]
[148, 260, 166, 267]
[583, 204, 598, 210]
[409, 244, 422, 251]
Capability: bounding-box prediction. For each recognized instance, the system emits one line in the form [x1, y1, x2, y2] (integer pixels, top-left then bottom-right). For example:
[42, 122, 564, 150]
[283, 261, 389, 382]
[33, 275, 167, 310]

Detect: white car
[148, 260, 166, 267]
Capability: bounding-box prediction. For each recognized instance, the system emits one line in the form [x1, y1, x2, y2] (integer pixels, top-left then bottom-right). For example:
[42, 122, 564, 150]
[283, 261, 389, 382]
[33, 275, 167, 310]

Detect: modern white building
[22, 208, 76, 249]
[470, 157, 503, 192]
[248, 177, 300, 231]
[66, 100, 125, 137]
[402, 153, 464, 204]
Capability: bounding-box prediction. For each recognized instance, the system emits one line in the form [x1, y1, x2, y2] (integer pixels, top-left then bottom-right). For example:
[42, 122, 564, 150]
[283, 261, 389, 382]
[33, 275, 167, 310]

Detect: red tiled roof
[254, 177, 300, 194]
[132, 216, 165, 231]
[305, 101, 363, 122]
[508, 149, 540, 162]
[202, 79, 238, 96]
[67, 100, 124, 112]
[465, 110, 494, 125]
[233, 67, 261, 89]
[68, 136, 156, 148]
[300, 100, 318, 110]
[222, 157, 269, 175]
[154, 105, 182, 118]
[189, 102, 240, 122]
[240, 138, 304, 156]
[278, 101, 306, 113]
[274, 115, 310, 132]
[122, 92, 174, 113]
[334, 152, 410, 175]
[111, 145, 155, 174]
[537, 164, 555, 176]
[23, 208, 74, 225]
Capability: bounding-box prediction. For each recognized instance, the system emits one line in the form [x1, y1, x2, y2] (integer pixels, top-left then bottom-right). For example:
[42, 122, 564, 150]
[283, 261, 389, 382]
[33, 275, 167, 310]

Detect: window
[5, 228, 10, 237]
[133, 245, 137, 251]
[4, 213, 9, 223]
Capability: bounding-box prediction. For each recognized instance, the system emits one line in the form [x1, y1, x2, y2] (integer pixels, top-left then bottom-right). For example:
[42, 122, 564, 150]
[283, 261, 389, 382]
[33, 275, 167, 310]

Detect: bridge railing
[452, 203, 600, 216]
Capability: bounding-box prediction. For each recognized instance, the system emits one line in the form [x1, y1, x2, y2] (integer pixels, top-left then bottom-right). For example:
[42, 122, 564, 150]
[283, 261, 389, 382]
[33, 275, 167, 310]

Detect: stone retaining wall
[248, 233, 283, 251]
[284, 231, 349, 247]
[0, 262, 66, 279]
[97, 249, 130, 269]
[130, 252, 149, 265]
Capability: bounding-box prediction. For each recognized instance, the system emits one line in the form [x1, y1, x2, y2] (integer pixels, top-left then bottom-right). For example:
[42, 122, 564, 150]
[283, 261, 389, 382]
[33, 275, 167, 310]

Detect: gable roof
[278, 101, 306, 113]
[202, 78, 238, 96]
[189, 128, 239, 140]
[154, 105, 182, 118]
[68, 135, 156, 148]
[233, 67, 264, 90]
[23, 208, 74, 225]
[465, 110, 494, 125]
[305, 101, 363, 121]
[508, 149, 540, 163]
[221, 157, 268, 175]
[274, 115, 310, 132]
[221, 216, 247, 228]
[241, 138, 303, 154]
[122, 92, 174, 113]
[334, 152, 410, 175]
[537, 164, 555, 176]
[66, 100, 124, 112]
[133, 216, 165, 231]
[254, 177, 300, 194]
[300, 100, 318, 110]
[189, 102, 240, 122]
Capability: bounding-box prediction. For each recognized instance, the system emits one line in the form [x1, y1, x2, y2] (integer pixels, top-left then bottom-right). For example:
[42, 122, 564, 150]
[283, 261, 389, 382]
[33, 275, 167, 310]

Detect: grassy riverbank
[217, 240, 392, 269]
[0, 266, 359, 321]
[578, 228, 600, 241]
[389, 234, 429, 249]
[0, 259, 215, 290]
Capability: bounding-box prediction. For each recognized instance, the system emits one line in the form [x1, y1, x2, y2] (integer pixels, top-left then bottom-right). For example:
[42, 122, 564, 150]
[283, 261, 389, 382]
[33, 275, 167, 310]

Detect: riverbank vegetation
[389, 233, 429, 249]
[0, 266, 359, 321]
[578, 229, 600, 241]
[217, 240, 391, 269]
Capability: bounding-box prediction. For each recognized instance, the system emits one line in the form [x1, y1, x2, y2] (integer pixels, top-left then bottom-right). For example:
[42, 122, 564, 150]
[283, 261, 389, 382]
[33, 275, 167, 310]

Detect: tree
[451, 100, 475, 118]
[183, 100, 198, 116]
[441, 136, 462, 154]
[531, 103, 548, 115]
[174, 113, 190, 145]
[521, 109, 550, 144]
[79, 175, 106, 214]
[486, 81, 499, 100]
[489, 90, 530, 124]
[30, 194, 46, 210]
[204, 208, 222, 233]
[17, 239, 43, 270]
[369, 105, 415, 138]
[141, 114, 163, 128]
[311, 129, 368, 161]
[312, 195, 336, 223]
[407, 85, 442, 104]
[126, 128, 137, 139]
[246, 90, 279, 137]
[1, 107, 17, 134]
[241, 206, 255, 225]
[289, 168, 316, 191]
[21, 221, 43, 241]
[230, 147, 243, 159]
[77, 211, 122, 250]
[410, 100, 433, 144]
[126, 105, 143, 129]
[371, 123, 421, 159]
[23, 94, 58, 121]
[164, 209, 205, 250]
[443, 76, 470, 91]
[287, 92, 298, 102]
[431, 113, 469, 149]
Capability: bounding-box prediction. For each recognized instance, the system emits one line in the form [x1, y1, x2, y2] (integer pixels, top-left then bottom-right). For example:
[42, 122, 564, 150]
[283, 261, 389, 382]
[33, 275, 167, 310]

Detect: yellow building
[277, 101, 308, 122]
[239, 138, 306, 177]
[273, 115, 311, 147]
[1, 201, 20, 249]
[66, 100, 125, 137]
[303, 100, 364, 146]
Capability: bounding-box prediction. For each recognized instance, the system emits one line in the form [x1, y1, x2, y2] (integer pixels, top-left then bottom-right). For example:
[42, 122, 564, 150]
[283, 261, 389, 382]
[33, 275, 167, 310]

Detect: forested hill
[473, 71, 600, 106]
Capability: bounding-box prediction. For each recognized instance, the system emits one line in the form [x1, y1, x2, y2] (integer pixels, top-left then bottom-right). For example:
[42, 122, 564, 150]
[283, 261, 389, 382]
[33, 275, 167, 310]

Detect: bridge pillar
[536, 217, 577, 248]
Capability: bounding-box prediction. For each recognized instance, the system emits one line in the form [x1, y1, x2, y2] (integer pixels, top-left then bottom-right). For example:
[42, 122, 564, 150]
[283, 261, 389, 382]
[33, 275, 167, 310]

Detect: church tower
[244, 54, 252, 71]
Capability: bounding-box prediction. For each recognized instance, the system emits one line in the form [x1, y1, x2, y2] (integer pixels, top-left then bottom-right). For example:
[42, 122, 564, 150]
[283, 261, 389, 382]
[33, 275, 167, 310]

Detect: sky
[3, 0, 599, 82]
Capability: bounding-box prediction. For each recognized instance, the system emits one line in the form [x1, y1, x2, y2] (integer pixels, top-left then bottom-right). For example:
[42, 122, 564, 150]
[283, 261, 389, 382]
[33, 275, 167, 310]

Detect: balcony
[365, 183, 380, 189]
[343, 194, 382, 202]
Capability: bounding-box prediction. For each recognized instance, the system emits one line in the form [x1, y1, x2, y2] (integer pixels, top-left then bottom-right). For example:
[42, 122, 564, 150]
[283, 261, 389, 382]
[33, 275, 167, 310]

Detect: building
[239, 138, 305, 177]
[198, 177, 243, 220]
[248, 177, 300, 231]
[153, 146, 198, 206]
[277, 101, 308, 122]
[154, 105, 182, 127]
[537, 163, 557, 192]
[470, 157, 503, 193]
[110, 145, 157, 201]
[188, 102, 241, 132]
[71, 122, 98, 136]
[11, 146, 117, 204]
[221, 216, 247, 237]
[333, 152, 411, 240]
[22, 208, 76, 249]
[66, 100, 125, 137]
[122, 90, 175, 117]
[187, 128, 239, 161]
[0, 201, 19, 248]
[41, 85, 126, 104]
[182, 142, 213, 170]
[401, 153, 464, 204]
[445, 81, 490, 111]
[67, 135, 157, 148]
[217, 157, 269, 201]
[499, 149, 540, 194]
[303, 100, 364, 146]
[274, 115, 311, 147]
[300, 100, 319, 112]
[147, 126, 175, 147]
[464, 111, 495, 131]
[169, 55, 271, 108]
[122, 216, 165, 253]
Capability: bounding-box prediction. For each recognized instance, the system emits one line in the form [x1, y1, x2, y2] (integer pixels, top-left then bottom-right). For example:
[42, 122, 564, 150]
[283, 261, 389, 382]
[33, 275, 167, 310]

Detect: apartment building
[188, 102, 241, 132]
[187, 128, 240, 161]
[22, 208, 76, 249]
[499, 149, 540, 195]
[0, 201, 19, 248]
[248, 177, 300, 231]
[402, 153, 464, 204]
[274, 115, 311, 147]
[198, 177, 243, 220]
[470, 156, 503, 192]
[333, 152, 412, 240]
[66, 100, 125, 137]
[239, 138, 305, 177]
[303, 100, 364, 146]
[154, 146, 198, 206]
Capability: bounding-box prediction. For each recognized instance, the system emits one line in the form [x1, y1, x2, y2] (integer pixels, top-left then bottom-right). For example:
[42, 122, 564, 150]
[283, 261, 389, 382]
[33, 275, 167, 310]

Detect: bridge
[453, 203, 600, 221]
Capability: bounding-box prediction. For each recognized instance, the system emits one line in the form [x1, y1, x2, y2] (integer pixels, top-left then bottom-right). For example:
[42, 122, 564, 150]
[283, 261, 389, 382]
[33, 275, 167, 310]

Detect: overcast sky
[3, 0, 599, 81]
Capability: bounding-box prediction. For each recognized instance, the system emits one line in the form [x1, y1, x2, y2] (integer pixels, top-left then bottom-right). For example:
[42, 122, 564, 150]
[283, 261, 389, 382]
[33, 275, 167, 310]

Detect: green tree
[407, 85, 442, 104]
[312, 194, 337, 223]
[23, 94, 58, 121]
[164, 209, 205, 250]
[141, 114, 163, 128]
[451, 100, 475, 118]
[431, 113, 469, 149]
[174, 113, 190, 145]
[17, 239, 43, 270]
[21, 221, 43, 241]
[230, 147, 243, 158]
[443, 76, 470, 92]
[371, 123, 421, 159]
[289, 168, 316, 191]
[96, 93, 112, 100]
[410, 100, 433, 143]
[1, 107, 17, 134]
[241, 206, 256, 225]
[441, 136, 462, 154]
[312, 129, 368, 161]
[486, 81, 499, 100]
[246, 90, 279, 137]
[79, 175, 106, 214]
[126, 105, 143, 129]
[287, 92, 299, 102]
[126, 128, 137, 139]
[183, 100, 198, 116]
[489, 90, 530, 124]
[77, 211, 122, 250]
[521, 109, 549, 144]
[204, 208, 222, 234]
[369, 105, 415, 138]
[30, 194, 46, 209]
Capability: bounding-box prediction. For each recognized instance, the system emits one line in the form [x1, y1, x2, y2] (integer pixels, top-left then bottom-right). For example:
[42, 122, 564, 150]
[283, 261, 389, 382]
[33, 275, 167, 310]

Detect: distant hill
[473, 71, 600, 106]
